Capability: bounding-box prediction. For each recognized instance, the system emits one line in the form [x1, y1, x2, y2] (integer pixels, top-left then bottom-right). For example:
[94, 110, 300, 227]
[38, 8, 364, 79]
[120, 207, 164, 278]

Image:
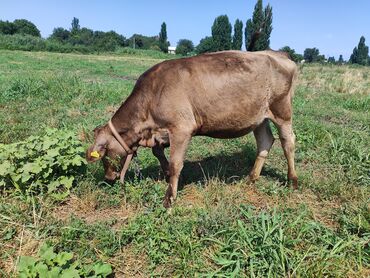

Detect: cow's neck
[110, 93, 148, 149]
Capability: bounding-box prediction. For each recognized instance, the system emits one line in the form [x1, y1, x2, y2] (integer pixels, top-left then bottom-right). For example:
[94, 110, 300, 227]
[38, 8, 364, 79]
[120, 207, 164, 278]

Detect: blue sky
[1, 0, 369, 59]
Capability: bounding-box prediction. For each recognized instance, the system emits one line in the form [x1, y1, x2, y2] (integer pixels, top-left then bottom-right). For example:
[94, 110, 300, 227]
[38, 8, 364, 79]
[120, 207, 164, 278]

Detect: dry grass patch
[0, 227, 42, 277]
[285, 189, 341, 229]
[108, 246, 149, 277]
[299, 65, 370, 95]
[179, 178, 274, 210]
[53, 194, 131, 227]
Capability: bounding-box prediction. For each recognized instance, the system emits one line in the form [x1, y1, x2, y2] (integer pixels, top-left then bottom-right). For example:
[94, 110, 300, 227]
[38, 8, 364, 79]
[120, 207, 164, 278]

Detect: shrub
[0, 34, 93, 54]
[18, 243, 112, 277]
[196, 36, 216, 54]
[0, 34, 46, 51]
[176, 39, 194, 56]
[115, 47, 175, 59]
[0, 129, 86, 199]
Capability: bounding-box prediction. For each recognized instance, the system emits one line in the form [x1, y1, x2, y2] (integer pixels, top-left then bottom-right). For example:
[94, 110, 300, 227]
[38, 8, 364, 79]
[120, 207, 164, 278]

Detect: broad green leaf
[59, 176, 74, 189]
[50, 190, 70, 201]
[18, 256, 37, 272]
[35, 261, 48, 276]
[71, 156, 83, 166]
[42, 137, 58, 150]
[93, 263, 113, 277]
[47, 180, 60, 193]
[22, 162, 42, 174]
[39, 243, 56, 263]
[80, 263, 94, 276]
[48, 266, 62, 278]
[54, 251, 73, 266]
[46, 149, 59, 158]
[21, 172, 32, 183]
[0, 160, 12, 176]
[60, 267, 80, 278]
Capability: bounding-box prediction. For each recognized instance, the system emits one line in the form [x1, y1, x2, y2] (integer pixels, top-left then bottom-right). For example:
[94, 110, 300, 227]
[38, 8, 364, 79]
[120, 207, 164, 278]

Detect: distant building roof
[168, 46, 176, 51]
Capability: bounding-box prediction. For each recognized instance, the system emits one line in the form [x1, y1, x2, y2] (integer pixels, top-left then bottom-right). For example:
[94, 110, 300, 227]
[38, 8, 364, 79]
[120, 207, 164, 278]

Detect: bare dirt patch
[53, 195, 131, 227]
[283, 189, 341, 229]
[178, 185, 205, 208]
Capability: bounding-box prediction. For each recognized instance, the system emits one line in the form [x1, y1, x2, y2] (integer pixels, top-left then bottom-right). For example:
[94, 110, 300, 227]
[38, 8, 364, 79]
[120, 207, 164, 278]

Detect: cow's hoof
[247, 175, 257, 185]
[287, 175, 298, 189]
[291, 178, 298, 190]
[163, 196, 174, 208]
[163, 198, 171, 208]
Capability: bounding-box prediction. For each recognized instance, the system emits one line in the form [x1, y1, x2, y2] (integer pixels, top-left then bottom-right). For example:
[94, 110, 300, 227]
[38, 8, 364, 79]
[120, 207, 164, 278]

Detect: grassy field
[0, 49, 369, 277]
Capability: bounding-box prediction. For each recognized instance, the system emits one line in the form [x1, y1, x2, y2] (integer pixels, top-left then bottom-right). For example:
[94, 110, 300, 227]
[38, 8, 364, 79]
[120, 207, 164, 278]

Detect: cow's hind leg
[249, 119, 275, 182]
[152, 145, 170, 182]
[163, 131, 191, 208]
[274, 120, 298, 189]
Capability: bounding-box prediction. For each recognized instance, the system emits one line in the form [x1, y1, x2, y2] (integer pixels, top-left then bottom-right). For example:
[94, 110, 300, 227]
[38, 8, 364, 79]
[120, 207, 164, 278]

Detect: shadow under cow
[134, 144, 287, 188]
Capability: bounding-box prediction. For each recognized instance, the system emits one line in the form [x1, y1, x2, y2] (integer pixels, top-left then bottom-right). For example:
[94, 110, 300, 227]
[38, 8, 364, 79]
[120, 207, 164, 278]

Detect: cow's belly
[197, 126, 255, 139]
[196, 112, 266, 139]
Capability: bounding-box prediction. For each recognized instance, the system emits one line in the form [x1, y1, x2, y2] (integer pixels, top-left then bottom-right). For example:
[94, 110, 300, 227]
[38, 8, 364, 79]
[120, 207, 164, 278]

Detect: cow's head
[86, 125, 129, 181]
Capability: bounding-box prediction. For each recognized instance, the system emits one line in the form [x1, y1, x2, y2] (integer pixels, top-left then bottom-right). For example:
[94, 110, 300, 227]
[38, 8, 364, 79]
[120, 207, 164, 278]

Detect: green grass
[0, 50, 369, 277]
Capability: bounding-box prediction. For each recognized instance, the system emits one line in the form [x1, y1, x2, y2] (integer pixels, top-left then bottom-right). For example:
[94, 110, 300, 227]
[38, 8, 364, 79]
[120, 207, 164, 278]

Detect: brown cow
[86, 50, 298, 207]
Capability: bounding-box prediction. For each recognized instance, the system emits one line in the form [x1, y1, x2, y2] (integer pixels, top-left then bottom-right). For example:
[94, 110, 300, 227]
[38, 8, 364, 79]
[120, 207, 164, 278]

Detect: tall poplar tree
[211, 15, 232, 51]
[232, 19, 243, 50]
[159, 22, 169, 53]
[350, 36, 369, 65]
[245, 0, 273, 51]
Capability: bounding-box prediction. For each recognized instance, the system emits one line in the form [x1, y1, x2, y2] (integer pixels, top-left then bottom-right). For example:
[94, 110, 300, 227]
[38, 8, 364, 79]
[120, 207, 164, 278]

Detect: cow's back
[141, 51, 297, 137]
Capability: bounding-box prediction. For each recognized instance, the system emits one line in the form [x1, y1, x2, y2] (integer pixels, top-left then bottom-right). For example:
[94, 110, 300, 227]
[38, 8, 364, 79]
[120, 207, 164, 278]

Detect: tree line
[0, 17, 169, 54]
[195, 0, 272, 54]
[0, 0, 369, 65]
[194, 0, 369, 65]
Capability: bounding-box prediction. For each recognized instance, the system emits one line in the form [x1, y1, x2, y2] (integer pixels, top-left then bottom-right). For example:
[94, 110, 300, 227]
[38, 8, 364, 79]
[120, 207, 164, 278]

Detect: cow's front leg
[163, 132, 191, 208]
[152, 144, 170, 182]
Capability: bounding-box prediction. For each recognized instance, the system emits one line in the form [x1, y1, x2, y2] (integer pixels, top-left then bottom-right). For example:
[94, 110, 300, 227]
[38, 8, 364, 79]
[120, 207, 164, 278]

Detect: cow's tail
[247, 31, 261, 51]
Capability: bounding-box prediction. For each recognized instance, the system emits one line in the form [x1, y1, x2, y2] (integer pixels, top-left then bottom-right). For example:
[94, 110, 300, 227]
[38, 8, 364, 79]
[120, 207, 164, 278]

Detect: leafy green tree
[350, 47, 358, 64]
[176, 39, 194, 55]
[338, 55, 344, 64]
[259, 4, 272, 50]
[71, 17, 80, 33]
[70, 27, 94, 46]
[245, 0, 273, 51]
[129, 34, 159, 49]
[13, 19, 40, 37]
[211, 15, 232, 51]
[327, 56, 336, 63]
[92, 30, 126, 51]
[0, 20, 16, 35]
[159, 22, 169, 53]
[279, 46, 303, 63]
[247, 0, 264, 50]
[0, 19, 40, 36]
[303, 47, 325, 63]
[196, 36, 216, 54]
[49, 27, 70, 42]
[232, 19, 243, 50]
[350, 36, 369, 65]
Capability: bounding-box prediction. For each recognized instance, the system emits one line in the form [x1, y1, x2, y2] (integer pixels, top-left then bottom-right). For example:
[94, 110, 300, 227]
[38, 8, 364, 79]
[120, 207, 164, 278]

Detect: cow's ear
[93, 125, 103, 137]
[86, 141, 107, 163]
